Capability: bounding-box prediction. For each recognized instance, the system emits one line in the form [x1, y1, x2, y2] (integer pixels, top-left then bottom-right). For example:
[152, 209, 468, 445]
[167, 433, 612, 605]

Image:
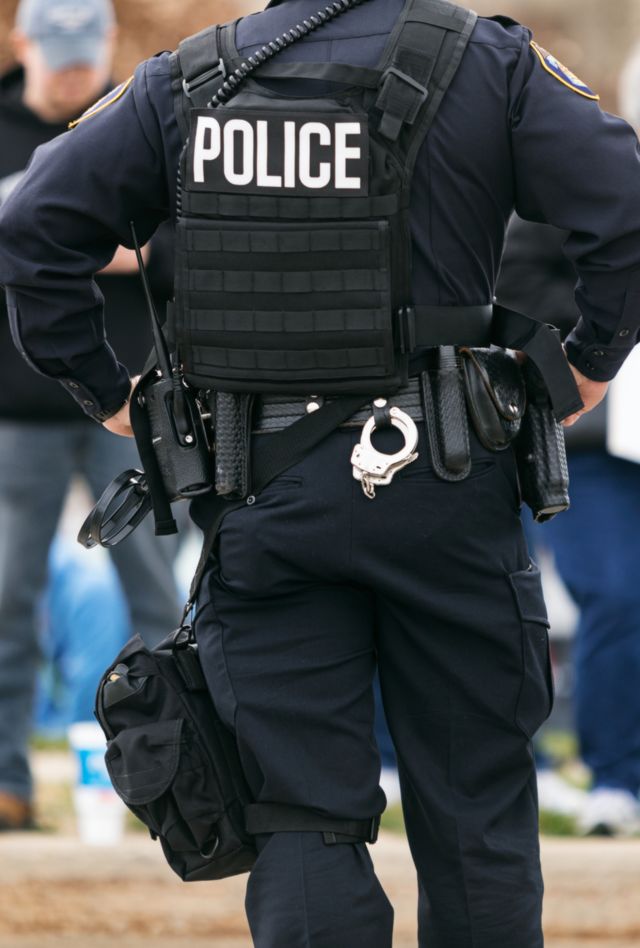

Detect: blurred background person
[35, 537, 131, 736]
[497, 41, 640, 833]
[0, 0, 180, 832]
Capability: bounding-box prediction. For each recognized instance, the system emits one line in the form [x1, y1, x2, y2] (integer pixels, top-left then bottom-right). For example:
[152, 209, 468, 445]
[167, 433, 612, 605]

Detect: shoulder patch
[68, 77, 134, 129]
[530, 41, 599, 101]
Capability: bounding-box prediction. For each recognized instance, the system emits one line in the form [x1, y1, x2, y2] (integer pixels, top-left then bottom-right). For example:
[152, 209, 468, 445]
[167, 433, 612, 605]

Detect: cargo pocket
[509, 563, 554, 738]
[105, 718, 221, 857]
[106, 719, 183, 810]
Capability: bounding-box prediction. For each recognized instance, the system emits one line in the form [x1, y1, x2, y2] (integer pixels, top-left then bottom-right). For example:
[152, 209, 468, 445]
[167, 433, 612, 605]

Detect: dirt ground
[0, 832, 639, 948]
[0, 753, 636, 947]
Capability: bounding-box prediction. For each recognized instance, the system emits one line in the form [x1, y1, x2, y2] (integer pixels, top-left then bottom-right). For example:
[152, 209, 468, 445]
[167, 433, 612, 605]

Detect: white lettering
[224, 119, 254, 186]
[299, 122, 332, 189]
[335, 123, 363, 189]
[193, 117, 221, 184]
[256, 121, 283, 188]
[283, 121, 297, 189]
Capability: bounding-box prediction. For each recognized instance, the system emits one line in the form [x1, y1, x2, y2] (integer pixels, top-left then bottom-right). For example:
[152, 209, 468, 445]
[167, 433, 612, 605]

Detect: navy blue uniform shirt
[1, 0, 640, 421]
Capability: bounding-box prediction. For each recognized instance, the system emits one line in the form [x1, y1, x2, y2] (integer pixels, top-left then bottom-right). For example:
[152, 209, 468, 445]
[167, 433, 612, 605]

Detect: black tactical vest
[169, 0, 477, 396]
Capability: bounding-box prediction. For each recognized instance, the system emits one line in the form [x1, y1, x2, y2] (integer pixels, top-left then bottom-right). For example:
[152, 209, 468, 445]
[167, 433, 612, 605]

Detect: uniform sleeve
[0, 58, 173, 421]
[509, 32, 640, 382]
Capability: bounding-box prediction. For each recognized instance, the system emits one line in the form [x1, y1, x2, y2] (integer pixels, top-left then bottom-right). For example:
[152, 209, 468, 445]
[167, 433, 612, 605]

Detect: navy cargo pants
[193, 422, 551, 947]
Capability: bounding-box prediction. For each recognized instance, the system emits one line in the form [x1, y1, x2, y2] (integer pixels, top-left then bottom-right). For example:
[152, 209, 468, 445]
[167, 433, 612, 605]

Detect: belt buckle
[350, 401, 419, 500]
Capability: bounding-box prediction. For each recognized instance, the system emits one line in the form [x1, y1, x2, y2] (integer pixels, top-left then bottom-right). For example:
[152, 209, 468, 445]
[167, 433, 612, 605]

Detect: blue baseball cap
[16, 0, 115, 71]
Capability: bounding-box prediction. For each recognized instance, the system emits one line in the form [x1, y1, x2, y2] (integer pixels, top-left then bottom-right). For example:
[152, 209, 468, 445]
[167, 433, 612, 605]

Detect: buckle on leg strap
[245, 803, 380, 845]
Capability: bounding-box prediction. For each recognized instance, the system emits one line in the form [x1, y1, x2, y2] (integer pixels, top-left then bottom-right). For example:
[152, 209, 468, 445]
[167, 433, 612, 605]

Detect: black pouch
[213, 392, 253, 499]
[515, 360, 570, 523]
[461, 347, 525, 450]
[421, 346, 471, 481]
[95, 626, 256, 882]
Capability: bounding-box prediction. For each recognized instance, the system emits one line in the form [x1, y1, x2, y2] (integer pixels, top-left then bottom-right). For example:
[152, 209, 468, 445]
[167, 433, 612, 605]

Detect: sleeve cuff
[58, 345, 131, 421]
[565, 319, 638, 382]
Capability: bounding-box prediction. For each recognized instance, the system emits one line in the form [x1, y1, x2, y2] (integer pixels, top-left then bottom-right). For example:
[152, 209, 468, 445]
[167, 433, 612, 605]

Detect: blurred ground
[0, 827, 639, 947]
[0, 751, 637, 948]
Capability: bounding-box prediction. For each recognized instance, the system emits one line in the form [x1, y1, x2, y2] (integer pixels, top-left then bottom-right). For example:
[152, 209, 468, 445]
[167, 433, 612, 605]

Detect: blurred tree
[0, 0, 638, 110]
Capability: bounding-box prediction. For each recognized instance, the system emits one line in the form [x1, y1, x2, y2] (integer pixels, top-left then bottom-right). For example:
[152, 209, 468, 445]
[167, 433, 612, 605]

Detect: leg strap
[245, 803, 380, 846]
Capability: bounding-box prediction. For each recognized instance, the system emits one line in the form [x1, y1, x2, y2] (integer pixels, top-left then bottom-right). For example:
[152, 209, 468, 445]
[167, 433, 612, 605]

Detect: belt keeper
[398, 306, 416, 354]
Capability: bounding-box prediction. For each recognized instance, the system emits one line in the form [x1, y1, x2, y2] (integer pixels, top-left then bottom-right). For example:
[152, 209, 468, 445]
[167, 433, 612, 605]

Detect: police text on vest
[188, 110, 369, 197]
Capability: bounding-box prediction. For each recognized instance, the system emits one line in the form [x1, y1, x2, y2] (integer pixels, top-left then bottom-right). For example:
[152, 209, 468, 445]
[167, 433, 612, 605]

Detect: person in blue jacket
[1, 1, 639, 945]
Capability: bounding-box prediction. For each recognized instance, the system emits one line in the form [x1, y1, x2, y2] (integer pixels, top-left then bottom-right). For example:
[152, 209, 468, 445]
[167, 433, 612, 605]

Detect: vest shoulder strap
[170, 23, 229, 139]
[374, 0, 477, 167]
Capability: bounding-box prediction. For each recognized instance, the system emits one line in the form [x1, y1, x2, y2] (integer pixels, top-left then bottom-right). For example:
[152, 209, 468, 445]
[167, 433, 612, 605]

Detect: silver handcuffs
[351, 400, 419, 500]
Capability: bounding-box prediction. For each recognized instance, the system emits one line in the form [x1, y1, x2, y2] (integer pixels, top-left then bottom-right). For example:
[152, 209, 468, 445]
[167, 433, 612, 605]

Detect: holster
[515, 360, 570, 523]
[461, 347, 525, 450]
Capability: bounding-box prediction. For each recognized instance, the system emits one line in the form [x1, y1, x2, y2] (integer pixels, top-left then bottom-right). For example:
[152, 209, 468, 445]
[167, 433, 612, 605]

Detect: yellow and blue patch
[68, 76, 134, 129]
[530, 41, 599, 101]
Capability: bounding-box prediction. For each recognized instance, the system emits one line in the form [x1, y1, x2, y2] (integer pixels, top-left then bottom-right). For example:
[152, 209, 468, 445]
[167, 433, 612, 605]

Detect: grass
[30, 733, 70, 752]
[381, 804, 405, 835]
[383, 802, 580, 839]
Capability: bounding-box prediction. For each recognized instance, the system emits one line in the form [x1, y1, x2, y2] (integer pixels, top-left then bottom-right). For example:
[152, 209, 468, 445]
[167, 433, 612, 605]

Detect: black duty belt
[253, 305, 495, 433]
[251, 302, 580, 424]
[254, 378, 424, 433]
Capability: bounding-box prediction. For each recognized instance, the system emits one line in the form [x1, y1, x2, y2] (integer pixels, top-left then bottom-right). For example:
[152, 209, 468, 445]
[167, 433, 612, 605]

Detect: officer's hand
[102, 376, 140, 438]
[562, 365, 609, 427]
[100, 245, 149, 275]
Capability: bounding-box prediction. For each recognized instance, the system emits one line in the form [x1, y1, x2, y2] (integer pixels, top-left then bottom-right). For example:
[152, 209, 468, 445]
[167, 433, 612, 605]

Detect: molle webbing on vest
[173, 219, 395, 394]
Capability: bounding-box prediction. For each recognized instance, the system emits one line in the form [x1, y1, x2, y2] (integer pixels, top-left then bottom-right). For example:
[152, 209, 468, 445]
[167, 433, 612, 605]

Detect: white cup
[67, 721, 126, 846]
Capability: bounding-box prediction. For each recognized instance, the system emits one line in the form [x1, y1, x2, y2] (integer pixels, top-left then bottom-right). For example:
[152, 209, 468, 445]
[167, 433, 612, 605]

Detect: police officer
[1, 1, 639, 945]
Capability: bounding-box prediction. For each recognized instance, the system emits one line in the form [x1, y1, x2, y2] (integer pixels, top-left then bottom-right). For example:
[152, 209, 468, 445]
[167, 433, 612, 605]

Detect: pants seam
[299, 833, 313, 948]
[447, 718, 477, 948]
[203, 575, 241, 731]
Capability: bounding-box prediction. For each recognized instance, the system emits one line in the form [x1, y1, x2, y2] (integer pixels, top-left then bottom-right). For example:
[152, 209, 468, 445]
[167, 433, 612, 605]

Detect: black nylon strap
[412, 0, 467, 31]
[129, 383, 178, 536]
[375, 0, 476, 143]
[245, 803, 380, 844]
[405, 3, 477, 172]
[169, 52, 189, 142]
[492, 304, 583, 422]
[181, 191, 400, 220]
[170, 26, 224, 141]
[413, 304, 493, 347]
[177, 24, 226, 107]
[251, 60, 383, 88]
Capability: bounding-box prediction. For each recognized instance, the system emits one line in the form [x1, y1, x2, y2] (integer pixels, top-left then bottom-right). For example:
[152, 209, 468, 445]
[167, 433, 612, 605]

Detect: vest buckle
[376, 67, 429, 141]
[183, 59, 227, 100]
